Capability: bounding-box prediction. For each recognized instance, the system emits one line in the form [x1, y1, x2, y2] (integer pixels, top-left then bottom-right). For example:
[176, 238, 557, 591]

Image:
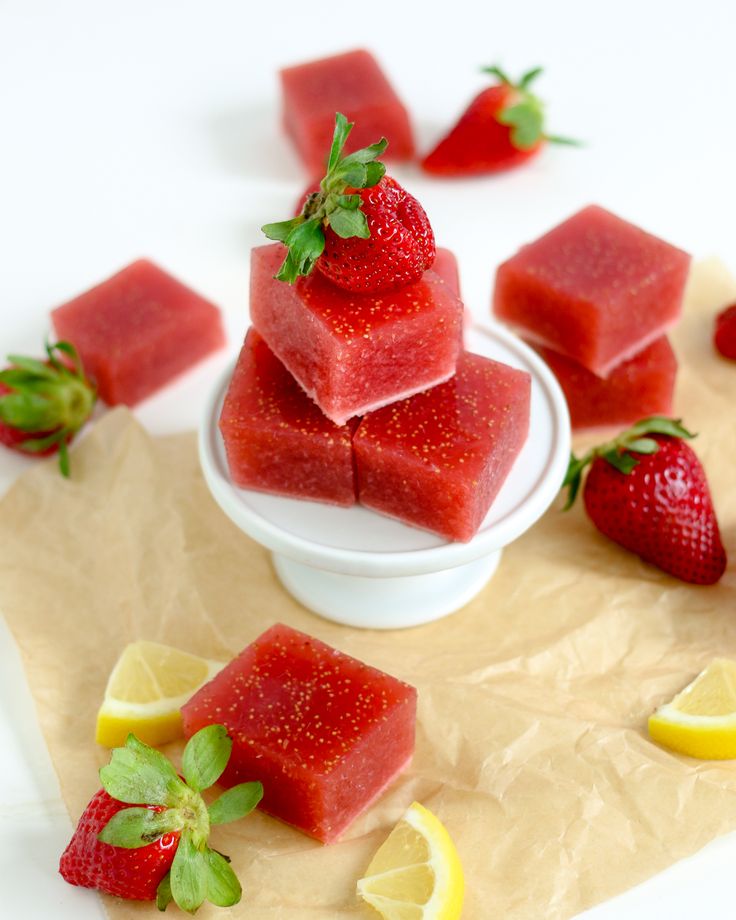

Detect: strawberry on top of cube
[262, 112, 435, 293]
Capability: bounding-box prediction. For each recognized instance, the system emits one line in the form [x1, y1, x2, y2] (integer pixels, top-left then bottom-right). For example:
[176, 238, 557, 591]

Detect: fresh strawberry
[0, 340, 95, 476]
[563, 417, 727, 585]
[59, 726, 263, 912]
[263, 112, 435, 293]
[422, 65, 577, 176]
[59, 789, 178, 901]
[714, 303, 736, 360]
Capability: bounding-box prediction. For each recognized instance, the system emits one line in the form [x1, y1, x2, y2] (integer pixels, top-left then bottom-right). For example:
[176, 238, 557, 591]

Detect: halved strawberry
[563, 417, 727, 585]
[263, 113, 435, 293]
[0, 341, 95, 476]
[422, 65, 577, 176]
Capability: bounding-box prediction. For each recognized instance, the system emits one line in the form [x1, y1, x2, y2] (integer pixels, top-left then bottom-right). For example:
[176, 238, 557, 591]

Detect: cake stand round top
[199, 323, 571, 578]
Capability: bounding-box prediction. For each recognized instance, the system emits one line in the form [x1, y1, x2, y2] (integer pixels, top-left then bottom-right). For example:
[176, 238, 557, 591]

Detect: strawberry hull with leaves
[263, 112, 435, 293]
[564, 417, 727, 585]
[0, 341, 96, 476]
[422, 65, 576, 176]
[60, 725, 263, 913]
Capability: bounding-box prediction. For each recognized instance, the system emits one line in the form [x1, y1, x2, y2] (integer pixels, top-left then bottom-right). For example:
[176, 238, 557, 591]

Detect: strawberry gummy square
[250, 244, 463, 426]
[493, 205, 691, 377]
[353, 351, 531, 542]
[280, 49, 414, 175]
[181, 623, 417, 843]
[52, 259, 225, 406]
[532, 336, 677, 432]
[219, 329, 357, 506]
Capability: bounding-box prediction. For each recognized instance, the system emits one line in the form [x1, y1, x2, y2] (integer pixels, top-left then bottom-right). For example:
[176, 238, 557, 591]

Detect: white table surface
[1, 1, 735, 916]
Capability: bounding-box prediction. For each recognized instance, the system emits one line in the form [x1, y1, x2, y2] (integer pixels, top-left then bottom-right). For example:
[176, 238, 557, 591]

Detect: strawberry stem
[562, 417, 696, 510]
[262, 112, 388, 284]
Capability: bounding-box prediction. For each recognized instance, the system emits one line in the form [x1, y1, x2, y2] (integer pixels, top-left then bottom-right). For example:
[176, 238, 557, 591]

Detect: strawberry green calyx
[262, 112, 388, 283]
[97, 725, 263, 914]
[0, 341, 96, 476]
[562, 417, 696, 510]
[483, 64, 579, 150]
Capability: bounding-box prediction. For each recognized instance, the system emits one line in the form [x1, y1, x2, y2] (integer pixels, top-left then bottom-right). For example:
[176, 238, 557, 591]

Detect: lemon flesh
[96, 640, 222, 748]
[649, 658, 736, 759]
[357, 802, 464, 920]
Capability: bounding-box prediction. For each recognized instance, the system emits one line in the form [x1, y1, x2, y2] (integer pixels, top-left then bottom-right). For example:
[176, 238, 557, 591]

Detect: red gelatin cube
[493, 205, 691, 377]
[432, 247, 461, 299]
[219, 329, 357, 506]
[354, 352, 531, 542]
[250, 244, 463, 426]
[533, 337, 677, 432]
[182, 623, 417, 843]
[52, 260, 225, 406]
[280, 49, 414, 175]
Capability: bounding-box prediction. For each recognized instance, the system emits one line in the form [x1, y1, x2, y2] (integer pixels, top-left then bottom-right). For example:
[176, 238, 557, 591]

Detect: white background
[1, 0, 736, 916]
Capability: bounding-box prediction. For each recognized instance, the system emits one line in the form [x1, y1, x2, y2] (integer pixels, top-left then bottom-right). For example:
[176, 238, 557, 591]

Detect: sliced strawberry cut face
[714, 303, 736, 360]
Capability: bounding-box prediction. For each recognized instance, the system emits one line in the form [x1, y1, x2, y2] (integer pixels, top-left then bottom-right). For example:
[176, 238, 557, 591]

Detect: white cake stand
[199, 324, 570, 630]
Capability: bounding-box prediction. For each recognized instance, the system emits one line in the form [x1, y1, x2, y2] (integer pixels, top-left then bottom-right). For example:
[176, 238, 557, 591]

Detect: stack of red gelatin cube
[220, 242, 532, 543]
[493, 206, 690, 431]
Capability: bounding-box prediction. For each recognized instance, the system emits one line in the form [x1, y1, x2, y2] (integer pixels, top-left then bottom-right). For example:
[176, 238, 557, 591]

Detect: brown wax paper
[0, 260, 735, 920]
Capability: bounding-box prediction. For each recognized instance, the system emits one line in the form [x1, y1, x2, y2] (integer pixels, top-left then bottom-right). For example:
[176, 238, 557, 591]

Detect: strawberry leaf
[0, 392, 59, 430]
[203, 847, 242, 907]
[482, 64, 513, 85]
[156, 872, 174, 912]
[100, 734, 187, 806]
[208, 782, 263, 826]
[5, 355, 57, 379]
[339, 137, 388, 166]
[170, 832, 207, 915]
[98, 806, 183, 848]
[497, 101, 544, 150]
[328, 207, 370, 240]
[181, 724, 232, 793]
[519, 66, 544, 90]
[326, 111, 352, 173]
[262, 216, 303, 244]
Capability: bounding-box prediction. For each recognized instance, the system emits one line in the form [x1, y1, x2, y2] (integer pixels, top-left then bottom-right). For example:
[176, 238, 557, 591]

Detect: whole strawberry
[0, 340, 95, 476]
[263, 112, 435, 293]
[60, 726, 262, 912]
[422, 65, 577, 176]
[60, 789, 178, 901]
[714, 303, 736, 360]
[564, 417, 727, 585]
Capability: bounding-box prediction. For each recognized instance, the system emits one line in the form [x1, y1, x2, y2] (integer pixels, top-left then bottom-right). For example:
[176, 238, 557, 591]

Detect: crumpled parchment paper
[0, 261, 734, 920]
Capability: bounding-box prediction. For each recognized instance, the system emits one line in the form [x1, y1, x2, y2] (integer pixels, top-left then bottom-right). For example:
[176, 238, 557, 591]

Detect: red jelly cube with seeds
[219, 329, 357, 506]
[181, 623, 417, 843]
[431, 247, 461, 299]
[280, 49, 414, 175]
[493, 206, 691, 377]
[250, 244, 463, 426]
[52, 260, 225, 406]
[532, 337, 677, 432]
[353, 352, 531, 542]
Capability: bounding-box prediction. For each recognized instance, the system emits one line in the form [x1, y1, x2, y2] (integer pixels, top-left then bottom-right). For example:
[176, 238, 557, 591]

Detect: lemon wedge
[95, 640, 223, 748]
[357, 802, 464, 920]
[648, 658, 736, 759]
